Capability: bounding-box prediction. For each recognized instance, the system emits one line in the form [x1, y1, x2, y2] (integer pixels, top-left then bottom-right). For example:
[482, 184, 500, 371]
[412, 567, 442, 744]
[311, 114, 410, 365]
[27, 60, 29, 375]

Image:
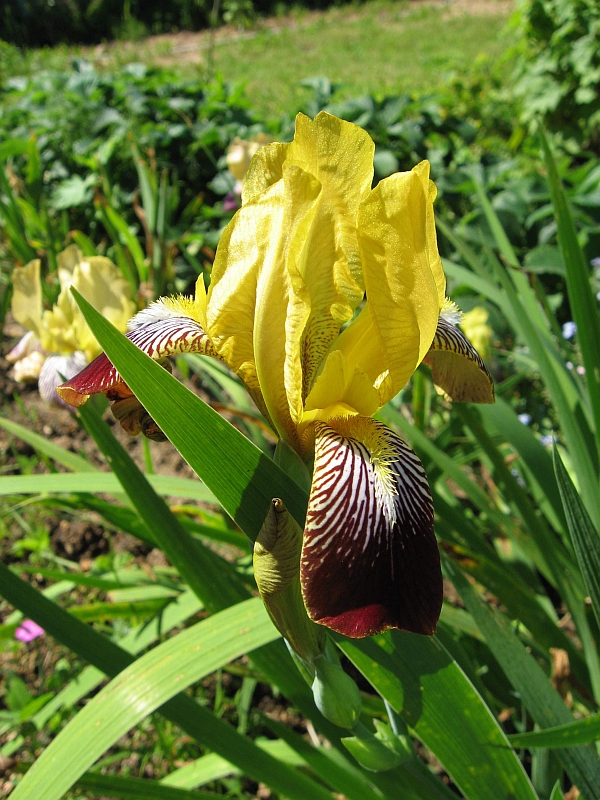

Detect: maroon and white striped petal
[57, 316, 215, 407]
[301, 417, 442, 638]
[424, 318, 494, 404]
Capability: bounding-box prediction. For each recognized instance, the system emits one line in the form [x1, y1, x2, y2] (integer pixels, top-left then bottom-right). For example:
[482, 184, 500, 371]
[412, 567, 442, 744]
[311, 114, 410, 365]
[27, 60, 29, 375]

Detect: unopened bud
[254, 499, 325, 663]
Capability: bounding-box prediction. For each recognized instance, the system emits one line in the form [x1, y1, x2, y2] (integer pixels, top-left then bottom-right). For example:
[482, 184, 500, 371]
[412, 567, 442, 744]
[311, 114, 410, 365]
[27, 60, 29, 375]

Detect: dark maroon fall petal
[301, 418, 442, 638]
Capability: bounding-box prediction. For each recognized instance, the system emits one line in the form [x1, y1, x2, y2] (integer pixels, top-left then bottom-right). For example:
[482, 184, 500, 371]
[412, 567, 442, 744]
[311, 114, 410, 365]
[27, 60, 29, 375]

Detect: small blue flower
[518, 413, 532, 426]
[540, 434, 554, 447]
[562, 321, 577, 340]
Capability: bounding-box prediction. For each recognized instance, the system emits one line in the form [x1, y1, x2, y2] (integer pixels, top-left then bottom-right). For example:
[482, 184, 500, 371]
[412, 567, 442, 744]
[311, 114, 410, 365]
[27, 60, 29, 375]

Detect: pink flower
[15, 620, 45, 643]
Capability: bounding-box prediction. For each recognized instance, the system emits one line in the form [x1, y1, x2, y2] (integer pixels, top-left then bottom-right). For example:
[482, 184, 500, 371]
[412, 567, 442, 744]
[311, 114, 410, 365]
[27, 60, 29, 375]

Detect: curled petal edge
[301, 416, 442, 638]
[57, 316, 216, 408]
[424, 318, 495, 404]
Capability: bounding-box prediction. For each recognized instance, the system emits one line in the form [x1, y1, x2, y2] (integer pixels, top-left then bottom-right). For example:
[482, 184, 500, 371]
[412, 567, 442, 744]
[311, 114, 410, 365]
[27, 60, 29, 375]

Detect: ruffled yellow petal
[208, 164, 321, 443]
[285, 113, 375, 394]
[413, 161, 445, 309]
[335, 167, 440, 406]
[11, 259, 43, 337]
[242, 142, 290, 205]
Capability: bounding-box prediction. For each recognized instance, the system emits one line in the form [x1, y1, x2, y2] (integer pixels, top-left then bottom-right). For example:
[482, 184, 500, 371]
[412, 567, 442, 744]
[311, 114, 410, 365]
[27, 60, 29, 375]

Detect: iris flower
[59, 113, 493, 639]
[7, 245, 135, 406]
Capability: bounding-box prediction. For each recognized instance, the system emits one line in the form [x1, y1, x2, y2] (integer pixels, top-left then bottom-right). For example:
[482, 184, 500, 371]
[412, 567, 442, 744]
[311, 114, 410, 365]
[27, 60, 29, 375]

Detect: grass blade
[75, 773, 218, 799]
[0, 472, 217, 503]
[0, 416, 97, 472]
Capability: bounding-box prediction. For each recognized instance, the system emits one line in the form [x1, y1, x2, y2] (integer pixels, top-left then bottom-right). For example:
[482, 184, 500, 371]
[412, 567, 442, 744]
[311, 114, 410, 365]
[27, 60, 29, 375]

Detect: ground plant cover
[2, 0, 600, 798]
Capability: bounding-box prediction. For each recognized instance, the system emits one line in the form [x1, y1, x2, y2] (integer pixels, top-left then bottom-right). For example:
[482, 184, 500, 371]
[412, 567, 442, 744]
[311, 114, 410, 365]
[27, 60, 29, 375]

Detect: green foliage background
[3, 0, 600, 798]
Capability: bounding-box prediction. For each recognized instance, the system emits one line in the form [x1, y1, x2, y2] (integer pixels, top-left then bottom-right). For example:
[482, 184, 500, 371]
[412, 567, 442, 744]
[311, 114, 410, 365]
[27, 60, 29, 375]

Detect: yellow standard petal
[285, 112, 375, 395]
[333, 166, 440, 406]
[413, 161, 446, 309]
[11, 259, 43, 337]
[208, 164, 321, 443]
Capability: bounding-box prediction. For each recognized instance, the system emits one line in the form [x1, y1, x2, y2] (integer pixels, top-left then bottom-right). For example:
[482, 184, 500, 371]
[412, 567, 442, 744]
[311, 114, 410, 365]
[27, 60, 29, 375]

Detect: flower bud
[254, 499, 325, 663]
[342, 721, 411, 771]
[311, 655, 362, 730]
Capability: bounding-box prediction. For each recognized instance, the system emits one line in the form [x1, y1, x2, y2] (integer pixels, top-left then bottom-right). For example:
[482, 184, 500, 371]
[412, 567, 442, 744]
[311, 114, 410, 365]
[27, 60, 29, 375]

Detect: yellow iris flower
[7, 245, 135, 405]
[59, 113, 493, 639]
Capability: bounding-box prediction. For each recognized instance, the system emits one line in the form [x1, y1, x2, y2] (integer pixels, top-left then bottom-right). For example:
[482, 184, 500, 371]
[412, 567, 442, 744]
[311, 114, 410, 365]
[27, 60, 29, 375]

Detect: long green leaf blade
[509, 715, 600, 749]
[445, 556, 600, 798]
[75, 772, 219, 799]
[0, 472, 217, 503]
[541, 130, 600, 454]
[554, 446, 600, 632]
[9, 598, 283, 800]
[338, 633, 538, 800]
[73, 289, 308, 537]
[0, 416, 97, 472]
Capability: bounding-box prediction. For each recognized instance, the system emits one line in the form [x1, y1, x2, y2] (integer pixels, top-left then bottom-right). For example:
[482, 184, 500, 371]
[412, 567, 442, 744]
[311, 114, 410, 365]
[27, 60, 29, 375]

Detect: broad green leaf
[338, 633, 538, 800]
[446, 557, 600, 798]
[554, 446, 600, 633]
[0, 472, 217, 503]
[0, 562, 336, 799]
[541, 130, 600, 456]
[9, 597, 335, 800]
[77, 401, 345, 747]
[509, 714, 600, 749]
[73, 289, 309, 538]
[0, 416, 96, 472]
